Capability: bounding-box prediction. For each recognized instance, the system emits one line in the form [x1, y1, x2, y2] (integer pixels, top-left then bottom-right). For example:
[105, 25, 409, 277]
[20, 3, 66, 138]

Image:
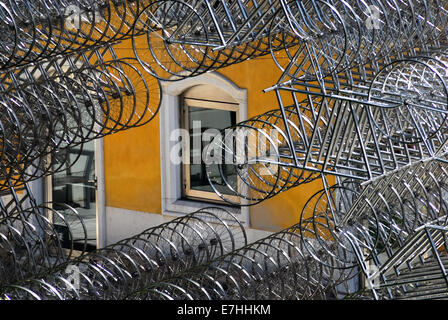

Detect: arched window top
[162, 71, 247, 105]
[182, 84, 238, 104]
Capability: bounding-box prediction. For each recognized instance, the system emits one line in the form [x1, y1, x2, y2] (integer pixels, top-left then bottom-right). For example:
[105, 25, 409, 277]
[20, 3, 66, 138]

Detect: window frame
[181, 96, 241, 204]
[159, 72, 250, 227]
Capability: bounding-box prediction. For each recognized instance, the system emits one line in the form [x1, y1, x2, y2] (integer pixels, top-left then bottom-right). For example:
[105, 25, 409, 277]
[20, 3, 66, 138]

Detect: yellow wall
[104, 38, 328, 232]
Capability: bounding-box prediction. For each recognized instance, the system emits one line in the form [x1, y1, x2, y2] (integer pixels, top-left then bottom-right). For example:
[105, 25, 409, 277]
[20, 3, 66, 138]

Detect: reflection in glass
[187, 106, 237, 196]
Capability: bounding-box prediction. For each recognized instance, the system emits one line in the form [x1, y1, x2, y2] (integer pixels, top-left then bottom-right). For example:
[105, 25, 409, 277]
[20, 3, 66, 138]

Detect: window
[181, 85, 239, 203]
[51, 140, 97, 251]
[43, 64, 106, 250]
[159, 72, 249, 226]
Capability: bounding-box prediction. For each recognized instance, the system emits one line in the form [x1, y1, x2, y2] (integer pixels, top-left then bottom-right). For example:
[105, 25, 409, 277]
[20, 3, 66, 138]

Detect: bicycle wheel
[114, 58, 161, 128]
[132, 0, 209, 81]
[204, 123, 283, 206]
[0, 3, 18, 68]
[269, 0, 348, 82]
[368, 58, 448, 145]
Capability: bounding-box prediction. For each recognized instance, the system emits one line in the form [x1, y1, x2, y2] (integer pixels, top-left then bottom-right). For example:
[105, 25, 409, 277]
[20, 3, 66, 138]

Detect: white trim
[95, 137, 107, 248]
[159, 72, 250, 226]
[162, 72, 248, 106]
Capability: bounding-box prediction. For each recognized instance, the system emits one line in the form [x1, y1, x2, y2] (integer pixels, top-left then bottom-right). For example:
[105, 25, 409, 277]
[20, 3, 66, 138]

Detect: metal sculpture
[132, 0, 306, 81]
[0, 0, 163, 192]
[0, 207, 246, 300]
[2, 0, 448, 301]
[0, 0, 165, 299]
[0, 0, 158, 69]
[298, 156, 448, 299]
[0, 46, 161, 191]
[123, 157, 448, 300]
[190, 0, 448, 300]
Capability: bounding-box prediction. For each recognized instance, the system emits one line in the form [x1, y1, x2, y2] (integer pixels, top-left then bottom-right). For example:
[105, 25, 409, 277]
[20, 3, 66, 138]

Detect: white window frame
[159, 72, 250, 227]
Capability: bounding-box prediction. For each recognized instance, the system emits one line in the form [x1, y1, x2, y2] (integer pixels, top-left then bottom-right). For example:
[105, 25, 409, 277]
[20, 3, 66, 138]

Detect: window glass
[187, 106, 236, 194]
[182, 91, 239, 203]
